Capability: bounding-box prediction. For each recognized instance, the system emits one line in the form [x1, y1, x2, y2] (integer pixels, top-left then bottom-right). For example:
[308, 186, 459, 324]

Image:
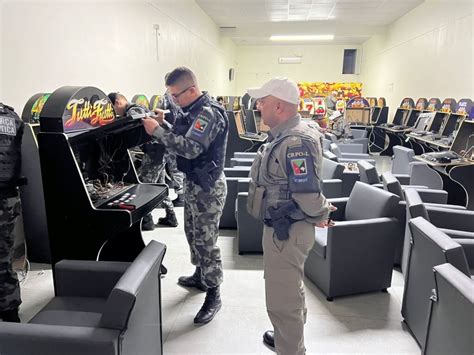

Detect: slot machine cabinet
[19, 93, 52, 262]
[368, 97, 389, 153]
[38, 86, 168, 267]
[344, 96, 371, 126]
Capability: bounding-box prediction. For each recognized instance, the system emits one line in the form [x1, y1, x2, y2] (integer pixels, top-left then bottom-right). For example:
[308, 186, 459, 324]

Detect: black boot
[178, 267, 208, 292]
[156, 211, 178, 227]
[142, 214, 155, 231]
[0, 308, 20, 323]
[263, 330, 275, 349]
[194, 286, 222, 325]
[172, 195, 185, 207]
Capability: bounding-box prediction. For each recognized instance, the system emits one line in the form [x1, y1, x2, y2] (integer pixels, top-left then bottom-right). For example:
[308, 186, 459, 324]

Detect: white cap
[247, 77, 300, 105]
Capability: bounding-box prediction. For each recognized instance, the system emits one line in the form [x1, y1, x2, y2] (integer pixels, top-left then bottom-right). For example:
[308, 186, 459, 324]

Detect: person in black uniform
[142, 67, 229, 324]
[0, 103, 24, 323]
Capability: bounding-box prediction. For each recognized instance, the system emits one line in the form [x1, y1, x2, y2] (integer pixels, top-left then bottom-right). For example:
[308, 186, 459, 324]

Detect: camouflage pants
[165, 152, 184, 195]
[183, 175, 226, 288]
[138, 153, 174, 213]
[0, 196, 21, 311]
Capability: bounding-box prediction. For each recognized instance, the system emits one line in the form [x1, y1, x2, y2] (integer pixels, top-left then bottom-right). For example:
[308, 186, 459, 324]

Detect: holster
[190, 161, 217, 192]
[266, 200, 298, 241]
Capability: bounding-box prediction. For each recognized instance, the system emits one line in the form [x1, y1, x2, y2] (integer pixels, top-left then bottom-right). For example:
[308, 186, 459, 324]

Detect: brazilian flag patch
[193, 118, 208, 133]
[291, 158, 307, 175]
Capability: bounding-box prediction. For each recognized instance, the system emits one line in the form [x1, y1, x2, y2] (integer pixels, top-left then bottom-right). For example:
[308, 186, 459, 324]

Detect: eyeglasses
[171, 86, 194, 99]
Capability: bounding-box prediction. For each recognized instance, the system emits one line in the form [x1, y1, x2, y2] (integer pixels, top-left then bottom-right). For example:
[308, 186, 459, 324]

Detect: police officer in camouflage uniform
[108, 92, 178, 230]
[143, 67, 228, 325]
[246, 78, 332, 354]
[0, 103, 24, 323]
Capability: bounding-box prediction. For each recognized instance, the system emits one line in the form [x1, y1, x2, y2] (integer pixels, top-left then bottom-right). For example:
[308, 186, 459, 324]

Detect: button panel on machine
[106, 192, 137, 210]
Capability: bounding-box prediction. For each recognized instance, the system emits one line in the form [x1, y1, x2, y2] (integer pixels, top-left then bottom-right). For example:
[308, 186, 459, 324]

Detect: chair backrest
[357, 160, 380, 184]
[402, 217, 470, 345]
[423, 263, 474, 355]
[409, 162, 443, 190]
[345, 181, 400, 221]
[351, 129, 367, 139]
[330, 143, 342, 158]
[321, 158, 344, 180]
[381, 172, 404, 199]
[100, 241, 166, 330]
[392, 145, 414, 175]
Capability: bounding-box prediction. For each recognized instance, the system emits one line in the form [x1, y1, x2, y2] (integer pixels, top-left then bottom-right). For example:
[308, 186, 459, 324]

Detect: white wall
[234, 44, 361, 95]
[0, 0, 238, 111]
[0, 0, 3, 101]
[360, 0, 473, 110]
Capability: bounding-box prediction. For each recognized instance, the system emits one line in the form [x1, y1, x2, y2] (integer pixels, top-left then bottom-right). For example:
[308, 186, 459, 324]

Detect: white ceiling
[196, 0, 425, 45]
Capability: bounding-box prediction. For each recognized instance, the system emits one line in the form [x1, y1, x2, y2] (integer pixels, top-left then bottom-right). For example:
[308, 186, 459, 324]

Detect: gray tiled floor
[17, 178, 420, 354]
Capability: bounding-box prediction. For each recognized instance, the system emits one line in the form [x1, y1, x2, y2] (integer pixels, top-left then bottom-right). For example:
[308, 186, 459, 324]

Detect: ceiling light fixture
[270, 34, 334, 42]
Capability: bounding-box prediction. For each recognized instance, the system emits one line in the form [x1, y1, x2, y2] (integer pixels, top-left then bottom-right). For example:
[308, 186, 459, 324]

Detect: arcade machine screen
[441, 115, 462, 138]
[244, 111, 258, 134]
[451, 121, 474, 160]
[429, 113, 446, 133]
[413, 112, 435, 132]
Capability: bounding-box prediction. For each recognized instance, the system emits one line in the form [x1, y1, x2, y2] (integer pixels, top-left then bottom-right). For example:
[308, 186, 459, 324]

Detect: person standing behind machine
[108, 92, 178, 230]
[142, 67, 228, 325]
[0, 103, 24, 323]
[246, 78, 333, 354]
[157, 84, 185, 208]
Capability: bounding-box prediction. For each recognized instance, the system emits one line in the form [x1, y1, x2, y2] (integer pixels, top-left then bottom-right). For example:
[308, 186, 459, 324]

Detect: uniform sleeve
[152, 106, 224, 159]
[279, 137, 330, 224]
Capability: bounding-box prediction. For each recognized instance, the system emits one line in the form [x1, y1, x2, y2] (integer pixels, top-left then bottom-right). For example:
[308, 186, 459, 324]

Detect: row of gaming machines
[334, 96, 474, 209]
[371, 97, 473, 157]
[222, 94, 388, 165]
[19, 87, 168, 266]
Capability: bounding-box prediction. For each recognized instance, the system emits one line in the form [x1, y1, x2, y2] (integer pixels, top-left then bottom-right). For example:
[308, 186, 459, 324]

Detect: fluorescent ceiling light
[270, 34, 334, 41]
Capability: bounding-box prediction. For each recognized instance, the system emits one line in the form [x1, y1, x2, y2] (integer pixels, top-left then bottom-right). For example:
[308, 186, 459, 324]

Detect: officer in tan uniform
[246, 78, 332, 354]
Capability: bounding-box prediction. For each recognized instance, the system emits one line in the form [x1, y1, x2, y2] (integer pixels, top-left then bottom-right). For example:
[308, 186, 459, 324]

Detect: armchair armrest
[326, 197, 348, 221]
[416, 188, 448, 204]
[322, 179, 343, 198]
[426, 207, 474, 232]
[0, 323, 120, 355]
[340, 152, 371, 160]
[55, 260, 130, 298]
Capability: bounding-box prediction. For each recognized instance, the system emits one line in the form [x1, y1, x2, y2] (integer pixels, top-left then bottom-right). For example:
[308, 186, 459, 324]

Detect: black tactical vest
[174, 93, 228, 187]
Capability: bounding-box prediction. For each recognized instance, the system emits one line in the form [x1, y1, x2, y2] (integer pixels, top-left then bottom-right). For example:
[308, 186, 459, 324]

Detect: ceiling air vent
[278, 57, 302, 64]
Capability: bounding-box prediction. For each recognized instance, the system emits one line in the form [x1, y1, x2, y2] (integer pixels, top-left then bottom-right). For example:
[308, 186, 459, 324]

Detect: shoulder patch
[193, 115, 209, 133]
[286, 144, 321, 193]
